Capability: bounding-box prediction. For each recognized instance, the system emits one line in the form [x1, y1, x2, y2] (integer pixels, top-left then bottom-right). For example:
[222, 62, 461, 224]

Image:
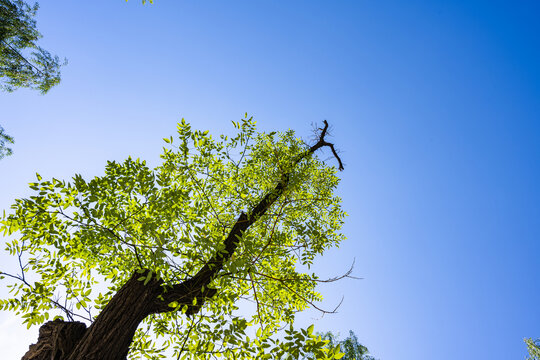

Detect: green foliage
[0, 125, 14, 159]
[125, 0, 154, 4]
[0, 0, 66, 93]
[0, 117, 347, 359]
[315, 331, 376, 360]
[525, 338, 540, 360]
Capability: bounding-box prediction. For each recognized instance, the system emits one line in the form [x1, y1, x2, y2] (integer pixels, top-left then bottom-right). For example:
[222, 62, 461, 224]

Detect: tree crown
[1, 118, 348, 359]
[0, 0, 65, 93]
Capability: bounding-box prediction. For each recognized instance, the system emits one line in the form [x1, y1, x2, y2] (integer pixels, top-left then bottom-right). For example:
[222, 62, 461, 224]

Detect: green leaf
[144, 271, 152, 285]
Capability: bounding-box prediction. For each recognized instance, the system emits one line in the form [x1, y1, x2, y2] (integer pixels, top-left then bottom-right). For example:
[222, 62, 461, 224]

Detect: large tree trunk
[22, 320, 86, 360]
[22, 271, 163, 360]
[65, 271, 163, 360]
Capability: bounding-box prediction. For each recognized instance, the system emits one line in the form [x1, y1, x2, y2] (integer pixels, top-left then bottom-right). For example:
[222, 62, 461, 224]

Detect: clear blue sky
[1, 0, 539, 359]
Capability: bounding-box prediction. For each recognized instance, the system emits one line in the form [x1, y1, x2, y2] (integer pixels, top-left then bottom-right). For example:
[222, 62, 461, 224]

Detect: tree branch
[151, 121, 343, 314]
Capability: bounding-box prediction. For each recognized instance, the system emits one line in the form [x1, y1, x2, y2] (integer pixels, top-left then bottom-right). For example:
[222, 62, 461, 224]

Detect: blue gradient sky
[1, 1, 539, 359]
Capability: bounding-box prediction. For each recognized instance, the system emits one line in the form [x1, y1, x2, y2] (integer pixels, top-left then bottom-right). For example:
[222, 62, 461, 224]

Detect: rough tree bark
[22, 320, 86, 360]
[21, 121, 343, 360]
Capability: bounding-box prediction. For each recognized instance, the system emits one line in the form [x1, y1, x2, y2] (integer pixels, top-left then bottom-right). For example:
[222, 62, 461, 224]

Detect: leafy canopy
[0, 0, 65, 93]
[526, 338, 540, 360]
[0, 125, 14, 159]
[315, 331, 376, 360]
[1, 117, 348, 359]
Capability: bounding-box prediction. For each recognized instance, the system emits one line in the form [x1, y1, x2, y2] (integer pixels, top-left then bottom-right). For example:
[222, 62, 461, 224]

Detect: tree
[316, 331, 376, 360]
[0, 124, 14, 159]
[0, 0, 66, 93]
[0, 117, 350, 360]
[525, 338, 540, 360]
[1, 0, 66, 159]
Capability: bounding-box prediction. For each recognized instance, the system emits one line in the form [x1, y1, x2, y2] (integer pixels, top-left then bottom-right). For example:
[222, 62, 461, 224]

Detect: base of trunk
[22, 319, 87, 360]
